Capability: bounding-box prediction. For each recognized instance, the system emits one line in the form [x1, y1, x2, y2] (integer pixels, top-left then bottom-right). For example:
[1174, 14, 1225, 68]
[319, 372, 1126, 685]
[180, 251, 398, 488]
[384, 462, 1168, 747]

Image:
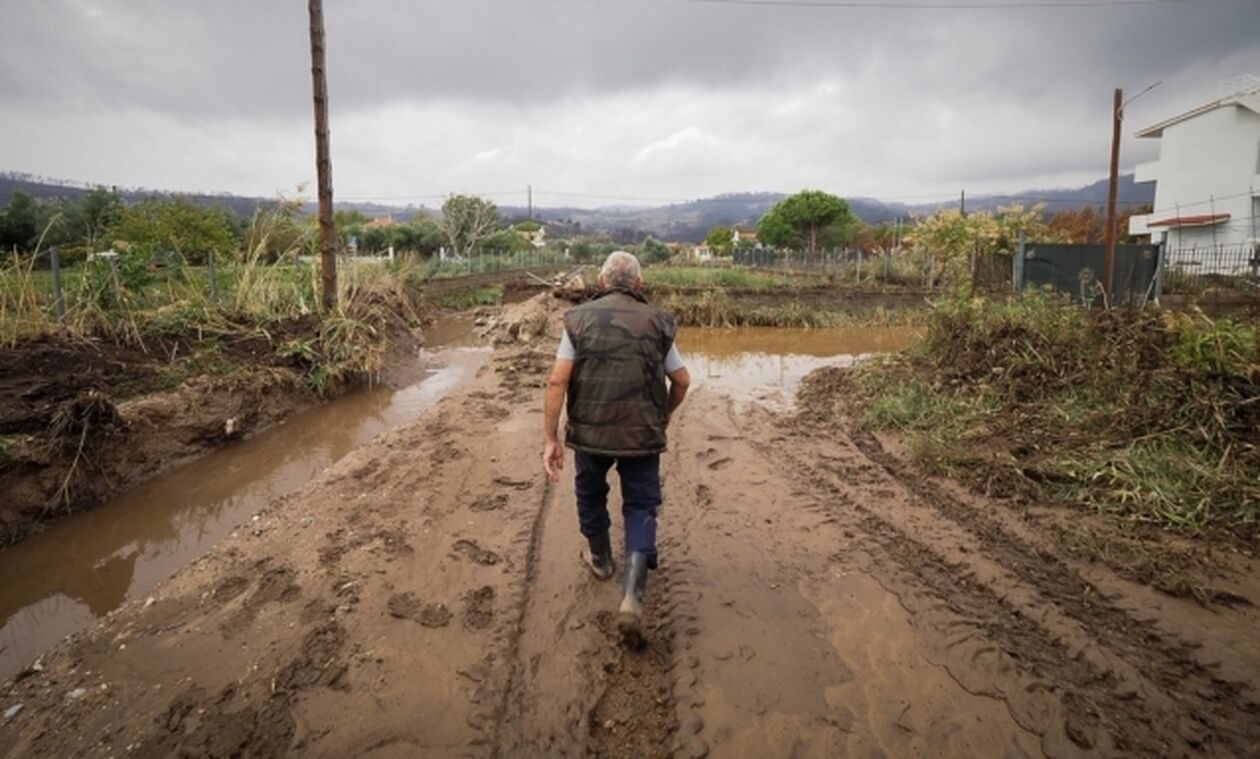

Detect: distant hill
[1, 171, 1153, 244]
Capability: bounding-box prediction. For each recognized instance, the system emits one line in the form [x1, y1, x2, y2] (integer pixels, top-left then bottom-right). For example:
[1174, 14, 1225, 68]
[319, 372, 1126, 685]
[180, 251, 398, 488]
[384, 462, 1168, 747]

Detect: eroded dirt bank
[0, 317, 426, 548]
[2, 293, 1259, 758]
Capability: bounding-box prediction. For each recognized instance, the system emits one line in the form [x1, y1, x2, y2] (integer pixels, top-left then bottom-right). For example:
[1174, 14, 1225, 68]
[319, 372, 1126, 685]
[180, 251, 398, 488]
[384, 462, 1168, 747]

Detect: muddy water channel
[676, 325, 918, 406]
[0, 321, 488, 680]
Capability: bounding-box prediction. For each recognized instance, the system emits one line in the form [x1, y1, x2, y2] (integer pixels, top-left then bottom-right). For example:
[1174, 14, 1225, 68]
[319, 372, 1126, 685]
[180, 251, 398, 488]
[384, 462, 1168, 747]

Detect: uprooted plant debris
[807, 290, 1259, 546]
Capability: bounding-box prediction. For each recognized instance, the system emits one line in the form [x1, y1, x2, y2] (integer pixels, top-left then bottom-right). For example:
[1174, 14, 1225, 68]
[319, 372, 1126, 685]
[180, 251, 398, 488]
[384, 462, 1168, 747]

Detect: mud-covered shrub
[850, 290, 1260, 536]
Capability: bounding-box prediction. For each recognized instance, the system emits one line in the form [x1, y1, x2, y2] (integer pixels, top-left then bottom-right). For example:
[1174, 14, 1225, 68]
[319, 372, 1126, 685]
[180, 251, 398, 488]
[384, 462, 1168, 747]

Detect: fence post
[884, 247, 892, 284]
[855, 249, 862, 285]
[207, 249, 219, 301]
[50, 246, 65, 321]
[1014, 231, 1025, 294]
[1152, 242, 1165, 303]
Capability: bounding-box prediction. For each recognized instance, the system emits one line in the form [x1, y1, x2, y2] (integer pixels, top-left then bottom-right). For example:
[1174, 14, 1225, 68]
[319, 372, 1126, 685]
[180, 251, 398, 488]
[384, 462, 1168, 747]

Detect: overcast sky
[1, 0, 1258, 209]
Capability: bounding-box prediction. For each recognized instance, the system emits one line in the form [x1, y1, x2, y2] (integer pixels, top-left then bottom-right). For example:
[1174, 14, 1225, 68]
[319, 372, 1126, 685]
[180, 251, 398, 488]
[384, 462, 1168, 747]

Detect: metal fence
[731, 247, 937, 288]
[1161, 245, 1260, 297]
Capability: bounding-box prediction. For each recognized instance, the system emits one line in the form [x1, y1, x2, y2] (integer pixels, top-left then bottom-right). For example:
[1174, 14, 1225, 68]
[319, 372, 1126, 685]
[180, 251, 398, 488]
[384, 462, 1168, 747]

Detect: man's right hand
[543, 439, 564, 481]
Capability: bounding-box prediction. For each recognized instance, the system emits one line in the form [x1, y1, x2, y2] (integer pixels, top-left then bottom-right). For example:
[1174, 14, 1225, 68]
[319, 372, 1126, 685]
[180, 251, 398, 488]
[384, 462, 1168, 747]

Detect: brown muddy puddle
[676, 325, 918, 407]
[0, 320, 488, 680]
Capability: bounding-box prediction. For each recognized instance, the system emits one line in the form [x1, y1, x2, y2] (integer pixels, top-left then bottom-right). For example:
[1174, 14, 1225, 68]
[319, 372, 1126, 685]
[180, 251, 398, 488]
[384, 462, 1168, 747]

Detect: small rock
[143, 597, 156, 609]
[67, 688, 87, 700]
[603, 719, 616, 730]
[3, 704, 22, 720]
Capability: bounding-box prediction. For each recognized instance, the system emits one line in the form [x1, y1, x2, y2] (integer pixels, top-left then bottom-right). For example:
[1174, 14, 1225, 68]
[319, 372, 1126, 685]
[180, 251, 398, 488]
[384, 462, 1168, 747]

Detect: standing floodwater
[676, 325, 918, 406]
[0, 322, 487, 680]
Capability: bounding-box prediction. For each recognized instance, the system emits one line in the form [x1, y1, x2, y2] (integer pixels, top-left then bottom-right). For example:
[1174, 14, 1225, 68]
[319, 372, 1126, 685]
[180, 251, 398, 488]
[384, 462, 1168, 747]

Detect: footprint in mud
[278, 621, 349, 692]
[707, 457, 733, 471]
[462, 586, 495, 630]
[695, 484, 713, 507]
[452, 539, 501, 566]
[350, 459, 381, 482]
[220, 566, 302, 638]
[481, 404, 510, 420]
[492, 476, 533, 491]
[212, 575, 251, 603]
[387, 593, 453, 628]
[470, 493, 509, 512]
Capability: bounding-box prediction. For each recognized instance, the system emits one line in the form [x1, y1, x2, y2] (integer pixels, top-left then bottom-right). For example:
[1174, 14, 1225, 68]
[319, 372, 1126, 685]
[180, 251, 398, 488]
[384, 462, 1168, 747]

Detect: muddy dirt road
[2, 294, 1259, 757]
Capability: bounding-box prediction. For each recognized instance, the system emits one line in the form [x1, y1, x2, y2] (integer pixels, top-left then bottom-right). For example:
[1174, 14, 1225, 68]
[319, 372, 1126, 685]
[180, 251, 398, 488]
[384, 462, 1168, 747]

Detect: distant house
[1128, 76, 1260, 257]
[731, 229, 759, 247]
[690, 244, 714, 262]
[367, 214, 395, 228]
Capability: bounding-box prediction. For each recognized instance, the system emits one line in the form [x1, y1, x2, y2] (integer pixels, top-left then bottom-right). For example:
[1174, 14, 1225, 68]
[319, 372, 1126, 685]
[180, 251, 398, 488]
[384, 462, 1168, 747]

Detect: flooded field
[677, 325, 917, 405]
[0, 322, 487, 680]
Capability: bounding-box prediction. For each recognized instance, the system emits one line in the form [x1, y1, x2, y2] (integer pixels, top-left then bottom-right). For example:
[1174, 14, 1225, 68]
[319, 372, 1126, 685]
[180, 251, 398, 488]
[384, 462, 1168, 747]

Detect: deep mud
[2, 292, 1259, 758]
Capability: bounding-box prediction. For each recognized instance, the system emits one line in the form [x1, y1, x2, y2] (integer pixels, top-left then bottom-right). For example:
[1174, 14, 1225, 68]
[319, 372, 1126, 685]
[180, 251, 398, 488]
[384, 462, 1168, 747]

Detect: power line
[686, 0, 1186, 9]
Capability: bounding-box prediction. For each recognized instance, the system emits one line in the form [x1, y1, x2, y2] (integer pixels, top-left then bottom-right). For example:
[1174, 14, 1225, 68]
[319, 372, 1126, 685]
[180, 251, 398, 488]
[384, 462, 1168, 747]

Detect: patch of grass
[1, 203, 427, 398]
[657, 288, 926, 328]
[434, 284, 503, 310]
[644, 267, 821, 289]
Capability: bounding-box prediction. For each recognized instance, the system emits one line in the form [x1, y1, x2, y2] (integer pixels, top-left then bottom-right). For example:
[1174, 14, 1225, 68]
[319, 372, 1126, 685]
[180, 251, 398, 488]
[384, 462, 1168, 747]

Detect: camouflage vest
[563, 288, 677, 456]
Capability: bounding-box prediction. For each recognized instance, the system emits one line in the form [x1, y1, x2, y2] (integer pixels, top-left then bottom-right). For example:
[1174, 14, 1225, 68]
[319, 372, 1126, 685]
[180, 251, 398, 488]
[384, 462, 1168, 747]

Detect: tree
[482, 229, 531, 255]
[704, 225, 733, 255]
[0, 191, 41, 251]
[439, 194, 499, 257]
[109, 197, 238, 264]
[69, 187, 124, 249]
[756, 190, 855, 253]
[639, 236, 671, 264]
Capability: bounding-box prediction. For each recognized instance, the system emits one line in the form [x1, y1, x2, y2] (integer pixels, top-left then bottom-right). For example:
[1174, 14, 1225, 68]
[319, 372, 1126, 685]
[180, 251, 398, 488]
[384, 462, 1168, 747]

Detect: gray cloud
[2, 0, 1258, 207]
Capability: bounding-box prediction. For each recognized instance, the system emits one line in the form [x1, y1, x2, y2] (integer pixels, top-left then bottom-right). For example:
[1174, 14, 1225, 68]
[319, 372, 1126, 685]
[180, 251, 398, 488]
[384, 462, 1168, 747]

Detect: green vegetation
[845, 291, 1259, 538]
[657, 287, 924, 328]
[643, 267, 821, 289]
[434, 285, 503, 310]
[0, 203, 429, 395]
[757, 190, 855, 253]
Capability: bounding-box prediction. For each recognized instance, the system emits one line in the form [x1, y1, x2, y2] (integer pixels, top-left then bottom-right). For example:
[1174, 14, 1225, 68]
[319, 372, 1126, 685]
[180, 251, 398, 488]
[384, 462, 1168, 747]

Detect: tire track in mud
[773, 414, 1260, 757]
[484, 474, 557, 756]
[843, 426, 1260, 752]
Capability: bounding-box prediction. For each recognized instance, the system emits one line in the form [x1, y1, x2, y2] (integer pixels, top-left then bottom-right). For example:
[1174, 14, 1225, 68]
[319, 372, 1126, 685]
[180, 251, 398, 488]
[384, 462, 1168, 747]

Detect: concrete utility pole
[528, 184, 533, 220]
[1102, 87, 1122, 297]
[308, 0, 337, 312]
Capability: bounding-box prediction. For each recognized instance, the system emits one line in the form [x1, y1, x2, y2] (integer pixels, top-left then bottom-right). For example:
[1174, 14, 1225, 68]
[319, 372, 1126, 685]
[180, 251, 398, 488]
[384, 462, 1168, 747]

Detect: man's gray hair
[601, 251, 642, 290]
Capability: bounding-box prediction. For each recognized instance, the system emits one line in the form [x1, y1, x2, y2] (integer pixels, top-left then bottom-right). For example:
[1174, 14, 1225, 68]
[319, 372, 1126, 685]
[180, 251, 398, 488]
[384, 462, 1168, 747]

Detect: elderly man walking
[543, 251, 690, 641]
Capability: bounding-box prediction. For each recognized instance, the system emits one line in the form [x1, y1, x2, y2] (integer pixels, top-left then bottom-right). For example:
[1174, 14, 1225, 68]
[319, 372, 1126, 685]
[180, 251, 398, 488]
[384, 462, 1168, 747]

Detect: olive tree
[439, 194, 499, 257]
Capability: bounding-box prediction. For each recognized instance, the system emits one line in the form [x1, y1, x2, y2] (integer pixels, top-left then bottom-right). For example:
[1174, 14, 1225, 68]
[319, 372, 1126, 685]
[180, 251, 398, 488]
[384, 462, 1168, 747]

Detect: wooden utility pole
[1102, 87, 1122, 297]
[308, 0, 337, 312]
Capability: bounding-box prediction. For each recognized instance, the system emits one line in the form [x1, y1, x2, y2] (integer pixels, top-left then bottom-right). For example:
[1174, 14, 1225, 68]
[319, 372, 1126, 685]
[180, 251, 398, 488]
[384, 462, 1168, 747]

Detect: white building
[1128, 77, 1260, 264]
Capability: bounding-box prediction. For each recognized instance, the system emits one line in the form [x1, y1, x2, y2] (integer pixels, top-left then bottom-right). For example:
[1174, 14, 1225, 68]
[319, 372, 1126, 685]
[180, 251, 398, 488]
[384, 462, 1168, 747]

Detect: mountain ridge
[1, 171, 1152, 244]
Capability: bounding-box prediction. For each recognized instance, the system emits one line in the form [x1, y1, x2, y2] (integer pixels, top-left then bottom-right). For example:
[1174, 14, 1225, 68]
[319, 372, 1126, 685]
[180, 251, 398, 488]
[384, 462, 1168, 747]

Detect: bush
[850, 291, 1260, 535]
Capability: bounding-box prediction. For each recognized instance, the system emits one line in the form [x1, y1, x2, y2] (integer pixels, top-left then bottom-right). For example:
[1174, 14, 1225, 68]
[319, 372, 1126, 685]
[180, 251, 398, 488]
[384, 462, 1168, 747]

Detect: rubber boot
[581, 532, 614, 580]
[617, 551, 650, 646]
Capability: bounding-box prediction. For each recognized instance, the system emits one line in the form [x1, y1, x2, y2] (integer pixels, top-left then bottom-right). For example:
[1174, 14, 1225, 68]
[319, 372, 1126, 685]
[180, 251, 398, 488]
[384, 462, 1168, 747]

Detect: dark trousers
[573, 450, 661, 569]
